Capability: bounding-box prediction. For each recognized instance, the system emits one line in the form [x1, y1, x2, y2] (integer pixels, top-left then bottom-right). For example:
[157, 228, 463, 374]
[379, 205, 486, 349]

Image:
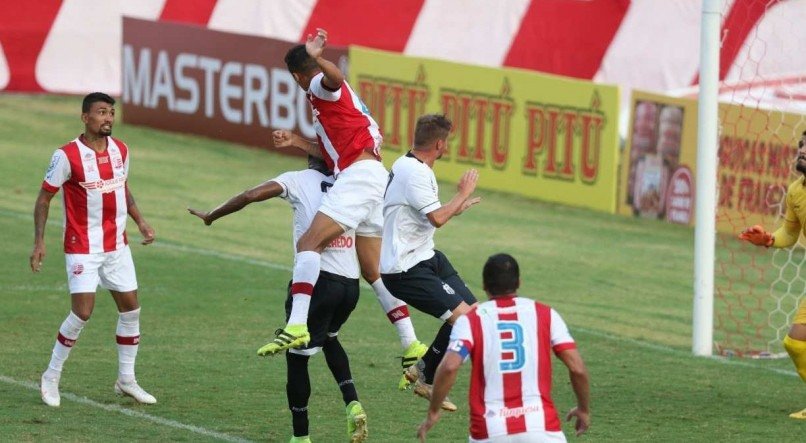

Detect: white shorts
[65, 245, 138, 294]
[470, 431, 567, 443]
[319, 159, 387, 237]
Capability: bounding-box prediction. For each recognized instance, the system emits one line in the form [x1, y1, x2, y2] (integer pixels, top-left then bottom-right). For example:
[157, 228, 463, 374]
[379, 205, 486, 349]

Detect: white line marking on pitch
[0, 375, 253, 443]
[1, 208, 796, 378]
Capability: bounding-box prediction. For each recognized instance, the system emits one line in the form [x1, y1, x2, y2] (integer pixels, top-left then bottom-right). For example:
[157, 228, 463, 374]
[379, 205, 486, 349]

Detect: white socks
[45, 311, 87, 378]
[288, 251, 321, 325]
[116, 308, 141, 382]
[371, 279, 418, 349]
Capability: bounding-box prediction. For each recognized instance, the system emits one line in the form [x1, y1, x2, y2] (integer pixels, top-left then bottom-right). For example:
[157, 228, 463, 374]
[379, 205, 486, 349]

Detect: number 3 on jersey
[497, 322, 525, 372]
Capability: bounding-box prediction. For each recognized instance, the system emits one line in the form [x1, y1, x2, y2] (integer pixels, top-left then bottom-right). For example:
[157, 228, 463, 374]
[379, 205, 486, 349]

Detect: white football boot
[114, 379, 157, 404]
[40, 372, 61, 407]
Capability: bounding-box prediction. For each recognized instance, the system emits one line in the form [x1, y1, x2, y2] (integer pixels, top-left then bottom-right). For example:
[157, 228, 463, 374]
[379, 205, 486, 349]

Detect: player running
[381, 114, 481, 408]
[417, 254, 591, 442]
[189, 156, 370, 442]
[32, 93, 157, 407]
[258, 29, 411, 372]
[739, 129, 806, 419]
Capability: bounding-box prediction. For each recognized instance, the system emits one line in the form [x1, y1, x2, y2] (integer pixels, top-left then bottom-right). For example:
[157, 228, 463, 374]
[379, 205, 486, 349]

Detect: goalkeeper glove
[738, 225, 774, 247]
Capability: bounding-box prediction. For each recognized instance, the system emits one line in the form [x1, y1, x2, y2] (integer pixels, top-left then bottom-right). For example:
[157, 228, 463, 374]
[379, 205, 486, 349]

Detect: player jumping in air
[189, 156, 369, 442]
[257, 30, 428, 382]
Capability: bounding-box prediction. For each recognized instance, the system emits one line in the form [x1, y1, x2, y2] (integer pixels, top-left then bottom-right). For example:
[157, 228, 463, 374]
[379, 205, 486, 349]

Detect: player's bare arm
[126, 187, 155, 245]
[30, 188, 56, 272]
[426, 169, 480, 228]
[417, 351, 462, 441]
[557, 348, 591, 436]
[272, 130, 322, 158]
[306, 28, 344, 90]
[188, 180, 284, 225]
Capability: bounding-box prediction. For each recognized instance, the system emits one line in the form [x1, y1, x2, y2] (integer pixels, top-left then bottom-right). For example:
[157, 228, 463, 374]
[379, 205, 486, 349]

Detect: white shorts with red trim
[65, 245, 138, 294]
[318, 159, 387, 237]
[469, 430, 567, 443]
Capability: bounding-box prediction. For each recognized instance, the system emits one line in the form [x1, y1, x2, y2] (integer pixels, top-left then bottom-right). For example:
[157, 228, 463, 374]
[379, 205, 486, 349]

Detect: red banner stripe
[0, 1, 64, 91]
[504, 0, 629, 79]
[159, 0, 218, 26]
[302, 0, 425, 52]
[291, 282, 314, 296]
[116, 335, 141, 345]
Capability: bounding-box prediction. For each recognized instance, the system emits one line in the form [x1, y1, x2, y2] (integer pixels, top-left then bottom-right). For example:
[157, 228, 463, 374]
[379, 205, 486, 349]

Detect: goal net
[712, 0, 806, 357]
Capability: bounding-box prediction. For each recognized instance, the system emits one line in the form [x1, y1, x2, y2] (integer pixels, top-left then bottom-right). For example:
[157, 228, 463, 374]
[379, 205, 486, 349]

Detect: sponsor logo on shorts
[499, 404, 540, 418]
[79, 175, 126, 193]
[442, 282, 455, 295]
[71, 263, 84, 275]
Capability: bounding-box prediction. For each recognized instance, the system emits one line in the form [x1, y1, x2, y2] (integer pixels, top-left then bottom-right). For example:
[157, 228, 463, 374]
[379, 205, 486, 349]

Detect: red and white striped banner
[1, 0, 804, 109]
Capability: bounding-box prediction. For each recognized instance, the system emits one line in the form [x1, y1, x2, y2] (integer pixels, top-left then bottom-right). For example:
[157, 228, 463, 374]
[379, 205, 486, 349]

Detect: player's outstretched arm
[417, 351, 462, 441]
[306, 28, 344, 90]
[126, 186, 155, 245]
[188, 180, 284, 226]
[426, 169, 481, 228]
[557, 348, 590, 436]
[30, 188, 56, 272]
[272, 130, 323, 158]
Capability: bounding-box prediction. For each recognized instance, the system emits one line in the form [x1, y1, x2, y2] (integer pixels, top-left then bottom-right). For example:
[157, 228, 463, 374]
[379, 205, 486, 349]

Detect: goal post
[692, 0, 722, 357]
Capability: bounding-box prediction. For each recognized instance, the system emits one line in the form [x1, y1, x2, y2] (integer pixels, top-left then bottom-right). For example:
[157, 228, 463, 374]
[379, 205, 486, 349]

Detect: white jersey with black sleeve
[380, 152, 441, 274]
[271, 169, 359, 279]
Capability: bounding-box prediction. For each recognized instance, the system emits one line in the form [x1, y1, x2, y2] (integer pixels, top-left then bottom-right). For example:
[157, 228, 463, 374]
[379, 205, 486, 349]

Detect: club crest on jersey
[442, 282, 455, 295]
[79, 176, 126, 193]
[113, 157, 123, 169]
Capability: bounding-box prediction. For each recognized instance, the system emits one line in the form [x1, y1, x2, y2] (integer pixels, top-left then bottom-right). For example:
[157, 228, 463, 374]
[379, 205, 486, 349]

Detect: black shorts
[381, 250, 476, 320]
[284, 270, 360, 354]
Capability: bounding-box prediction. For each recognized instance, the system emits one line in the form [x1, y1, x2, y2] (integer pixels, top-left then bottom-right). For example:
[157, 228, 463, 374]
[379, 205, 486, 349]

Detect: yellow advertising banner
[349, 47, 621, 213]
[620, 90, 802, 233]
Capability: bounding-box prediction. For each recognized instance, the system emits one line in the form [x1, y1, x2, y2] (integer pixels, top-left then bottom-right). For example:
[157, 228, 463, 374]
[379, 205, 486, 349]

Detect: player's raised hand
[566, 407, 590, 436]
[305, 28, 328, 58]
[187, 208, 213, 226]
[30, 243, 45, 272]
[272, 130, 297, 149]
[457, 168, 479, 197]
[138, 221, 156, 245]
[738, 225, 774, 247]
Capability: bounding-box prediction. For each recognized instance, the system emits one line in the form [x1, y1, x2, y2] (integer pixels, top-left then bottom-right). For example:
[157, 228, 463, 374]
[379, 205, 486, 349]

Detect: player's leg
[357, 234, 426, 384]
[286, 352, 312, 441]
[264, 212, 344, 355]
[783, 298, 806, 418]
[321, 276, 367, 442]
[103, 246, 156, 404]
[41, 253, 101, 407]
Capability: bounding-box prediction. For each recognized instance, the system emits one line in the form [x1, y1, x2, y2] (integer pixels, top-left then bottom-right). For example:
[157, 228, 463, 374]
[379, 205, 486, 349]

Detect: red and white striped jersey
[307, 73, 382, 176]
[449, 296, 576, 440]
[42, 136, 130, 254]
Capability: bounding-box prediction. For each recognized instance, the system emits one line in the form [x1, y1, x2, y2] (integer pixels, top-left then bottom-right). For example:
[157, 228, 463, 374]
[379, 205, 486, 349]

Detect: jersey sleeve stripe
[417, 200, 440, 213]
[552, 342, 577, 354]
[42, 180, 59, 193]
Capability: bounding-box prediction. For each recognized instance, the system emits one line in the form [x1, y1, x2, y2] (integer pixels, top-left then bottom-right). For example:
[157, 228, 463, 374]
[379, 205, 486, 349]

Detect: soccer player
[31, 92, 157, 407]
[188, 156, 369, 442]
[381, 114, 482, 409]
[258, 28, 397, 364]
[739, 129, 806, 419]
[417, 253, 591, 442]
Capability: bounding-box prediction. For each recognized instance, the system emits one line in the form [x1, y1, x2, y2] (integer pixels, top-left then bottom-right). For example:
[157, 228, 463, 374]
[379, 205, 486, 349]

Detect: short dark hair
[483, 253, 520, 296]
[285, 45, 318, 74]
[413, 114, 452, 149]
[308, 155, 332, 176]
[82, 92, 115, 113]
